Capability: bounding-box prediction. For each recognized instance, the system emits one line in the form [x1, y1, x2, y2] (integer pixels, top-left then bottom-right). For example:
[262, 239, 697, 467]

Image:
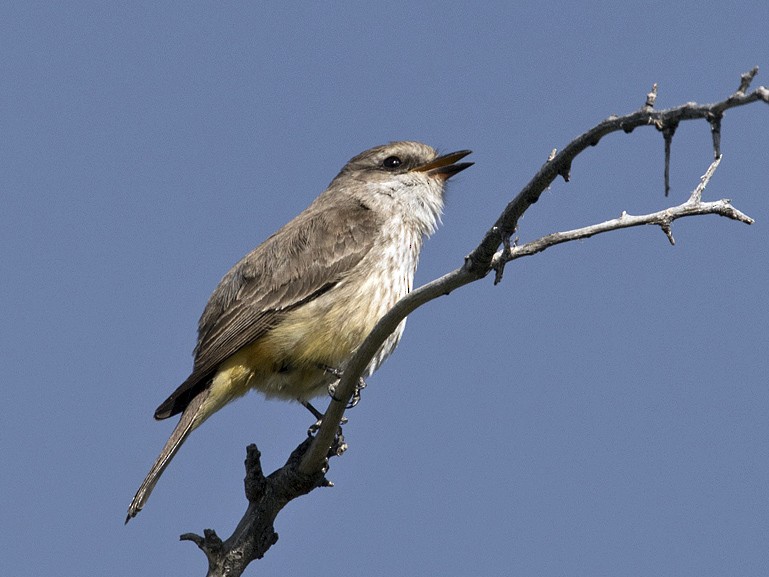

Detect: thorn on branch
[708, 111, 723, 159]
[719, 200, 755, 225]
[662, 122, 678, 197]
[659, 221, 675, 245]
[493, 234, 514, 285]
[736, 66, 759, 94]
[644, 83, 658, 109]
[493, 262, 506, 285]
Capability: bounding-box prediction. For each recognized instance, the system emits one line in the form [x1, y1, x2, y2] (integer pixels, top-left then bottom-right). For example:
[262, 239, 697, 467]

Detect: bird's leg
[302, 400, 347, 436]
[301, 400, 324, 421]
[318, 364, 367, 408]
[301, 400, 324, 435]
[301, 398, 349, 431]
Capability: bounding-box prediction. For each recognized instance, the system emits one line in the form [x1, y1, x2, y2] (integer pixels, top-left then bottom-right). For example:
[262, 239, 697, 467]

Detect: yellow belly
[201, 283, 391, 415]
[200, 226, 418, 419]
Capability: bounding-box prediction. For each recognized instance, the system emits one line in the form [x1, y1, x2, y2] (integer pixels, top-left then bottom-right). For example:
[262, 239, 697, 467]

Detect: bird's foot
[329, 425, 347, 457]
[319, 364, 367, 408]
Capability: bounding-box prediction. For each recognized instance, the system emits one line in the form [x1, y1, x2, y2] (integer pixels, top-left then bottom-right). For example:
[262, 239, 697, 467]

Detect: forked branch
[182, 69, 767, 577]
[493, 156, 752, 271]
[304, 68, 766, 473]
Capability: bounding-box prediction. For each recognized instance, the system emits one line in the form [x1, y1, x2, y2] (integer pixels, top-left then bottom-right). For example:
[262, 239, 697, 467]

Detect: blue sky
[2, 2, 768, 576]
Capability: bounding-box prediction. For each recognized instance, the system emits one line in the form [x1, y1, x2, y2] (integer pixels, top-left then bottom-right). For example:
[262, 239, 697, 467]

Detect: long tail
[126, 389, 209, 523]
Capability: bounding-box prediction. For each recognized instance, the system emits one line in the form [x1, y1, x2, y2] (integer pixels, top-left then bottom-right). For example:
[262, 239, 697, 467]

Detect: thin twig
[489, 156, 744, 266]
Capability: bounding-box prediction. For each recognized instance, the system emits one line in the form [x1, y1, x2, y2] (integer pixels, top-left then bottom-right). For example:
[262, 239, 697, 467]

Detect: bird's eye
[382, 156, 402, 170]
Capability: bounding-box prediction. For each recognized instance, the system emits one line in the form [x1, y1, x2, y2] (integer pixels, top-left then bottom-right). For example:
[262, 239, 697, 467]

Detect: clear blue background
[2, 2, 768, 576]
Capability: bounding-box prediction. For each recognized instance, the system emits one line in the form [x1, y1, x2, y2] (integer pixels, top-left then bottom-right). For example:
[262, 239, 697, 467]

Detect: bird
[126, 141, 473, 521]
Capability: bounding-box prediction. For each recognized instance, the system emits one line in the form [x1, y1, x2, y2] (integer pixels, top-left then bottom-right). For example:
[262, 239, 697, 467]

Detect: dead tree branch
[492, 156, 752, 268]
[182, 69, 767, 576]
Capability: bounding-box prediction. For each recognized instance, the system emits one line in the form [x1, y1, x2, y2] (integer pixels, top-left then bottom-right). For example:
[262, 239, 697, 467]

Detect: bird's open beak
[412, 150, 473, 179]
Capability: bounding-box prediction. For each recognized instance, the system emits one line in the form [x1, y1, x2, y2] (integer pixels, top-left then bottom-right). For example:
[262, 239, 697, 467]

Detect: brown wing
[154, 194, 380, 419]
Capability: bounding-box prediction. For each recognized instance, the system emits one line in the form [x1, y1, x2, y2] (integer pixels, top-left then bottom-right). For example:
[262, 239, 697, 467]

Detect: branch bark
[181, 69, 768, 576]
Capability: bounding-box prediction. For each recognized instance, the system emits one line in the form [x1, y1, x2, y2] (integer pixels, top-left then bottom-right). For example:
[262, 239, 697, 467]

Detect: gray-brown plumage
[154, 193, 382, 419]
[127, 142, 472, 521]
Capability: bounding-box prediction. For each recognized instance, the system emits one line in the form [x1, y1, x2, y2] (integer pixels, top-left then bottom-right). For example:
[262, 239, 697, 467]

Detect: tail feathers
[126, 390, 208, 523]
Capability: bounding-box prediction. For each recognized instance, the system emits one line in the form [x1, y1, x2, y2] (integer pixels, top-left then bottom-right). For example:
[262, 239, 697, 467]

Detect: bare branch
[495, 189, 751, 268]
[302, 70, 766, 474]
[182, 70, 767, 576]
[182, 440, 331, 576]
[467, 70, 767, 279]
[489, 156, 753, 265]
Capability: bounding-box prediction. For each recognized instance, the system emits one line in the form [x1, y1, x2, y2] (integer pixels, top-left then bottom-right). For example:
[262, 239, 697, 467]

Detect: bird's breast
[256, 224, 422, 395]
[210, 225, 423, 402]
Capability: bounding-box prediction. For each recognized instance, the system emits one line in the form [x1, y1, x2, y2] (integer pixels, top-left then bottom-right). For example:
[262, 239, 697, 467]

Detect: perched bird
[127, 141, 472, 521]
